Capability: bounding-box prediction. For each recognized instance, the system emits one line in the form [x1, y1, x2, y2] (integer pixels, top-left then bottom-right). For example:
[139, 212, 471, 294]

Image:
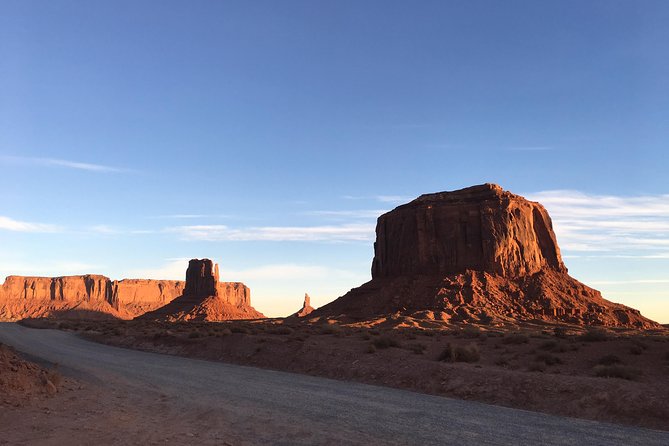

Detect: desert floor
[15, 317, 669, 431]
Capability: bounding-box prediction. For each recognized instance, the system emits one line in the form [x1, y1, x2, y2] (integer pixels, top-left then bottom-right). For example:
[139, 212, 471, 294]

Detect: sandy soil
[22, 317, 669, 431]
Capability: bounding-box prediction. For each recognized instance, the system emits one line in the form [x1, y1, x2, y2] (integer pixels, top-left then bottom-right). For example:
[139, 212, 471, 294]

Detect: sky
[0, 1, 667, 322]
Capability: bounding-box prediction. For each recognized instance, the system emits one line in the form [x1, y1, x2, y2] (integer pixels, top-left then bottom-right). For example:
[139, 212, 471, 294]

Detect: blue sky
[1, 1, 667, 321]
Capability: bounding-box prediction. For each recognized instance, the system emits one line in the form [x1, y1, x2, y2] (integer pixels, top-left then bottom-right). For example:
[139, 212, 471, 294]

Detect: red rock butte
[137, 258, 264, 321]
[313, 184, 659, 328]
[0, 258, 263, 321]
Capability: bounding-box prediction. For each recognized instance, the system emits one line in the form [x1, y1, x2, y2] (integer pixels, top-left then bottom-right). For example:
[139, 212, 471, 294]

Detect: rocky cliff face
[137, 259, 264, 321]
[314, 184, 659, 328]
[0, 275, 184, 320]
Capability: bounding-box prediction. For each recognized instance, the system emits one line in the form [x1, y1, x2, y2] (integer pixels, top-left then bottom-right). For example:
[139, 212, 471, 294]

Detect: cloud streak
[526, 190, 669, 255]
[0, 155, 129, 173]
[168, 223, 375, 242]
[0, 216, 60, 233]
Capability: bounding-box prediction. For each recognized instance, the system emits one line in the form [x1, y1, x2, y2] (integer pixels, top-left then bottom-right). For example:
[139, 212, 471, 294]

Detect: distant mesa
[137, 259, 264, 321]
[312, 183, 659, 328]
[292, 293, 314, 318]
[0, 258, 263, 322]
[0, 274, 183, 321]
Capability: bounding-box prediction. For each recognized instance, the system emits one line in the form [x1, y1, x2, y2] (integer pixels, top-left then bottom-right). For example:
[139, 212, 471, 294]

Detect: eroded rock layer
[137, 259, 264, 321]
[314, 184, 658, 328]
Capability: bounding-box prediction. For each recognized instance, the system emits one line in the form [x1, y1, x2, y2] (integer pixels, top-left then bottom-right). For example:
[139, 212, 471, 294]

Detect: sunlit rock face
[137, 259, 264, 321]
[313, 184, 659, 329]
[0, 275, 184, 321]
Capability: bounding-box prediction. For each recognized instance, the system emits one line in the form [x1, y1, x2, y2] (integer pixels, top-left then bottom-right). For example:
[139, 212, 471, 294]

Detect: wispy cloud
[0, 216, 60, 233]
[526, 190, 669, 255]
[341, 194, 413, 204]
[506, 146, 553, 152]
[0, 155, 129, 173]
[304, 209, 387, 219]
[168, 223, 375, 242]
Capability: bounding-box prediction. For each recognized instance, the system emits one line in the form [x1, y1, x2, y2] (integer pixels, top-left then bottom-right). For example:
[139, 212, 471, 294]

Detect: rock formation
[137, 259, 264, 321]
[313, 184, 659, 328]
[0, 275, 184, 321]
[292, 293, 314, 318]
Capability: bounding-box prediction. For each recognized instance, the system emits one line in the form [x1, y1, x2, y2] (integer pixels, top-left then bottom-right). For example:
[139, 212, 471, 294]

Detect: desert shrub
[407, 343, 427, 354]
[534, 352, 562, 366]
[268, 327, 294, 335]
[553, 326, 568, 338]
[630, 345, 644, 355]
[58, 322, 73, 330]
[219, 328, 232, 336]
[230, 325, 250, 334]
[320, 325, 341, 335]
[460, 326, 482, 339]
[494, 357, 509, 366]
[366, 344, 377, 354]
[528, 362, 547, 372]
[188, 331, 201, 339]
[630, 340, 648, 355]
[597, 354, 622, 366]
[539, 340, 558, 351]
[361, 333, 372, 341]
[502, 333, 529, 345]
[373, 336, 400, 349]
[438, 343, 480, 363]
[578, 329, 609, 342]
[369, 329, 380, 336]
[593, 365, 641, 380]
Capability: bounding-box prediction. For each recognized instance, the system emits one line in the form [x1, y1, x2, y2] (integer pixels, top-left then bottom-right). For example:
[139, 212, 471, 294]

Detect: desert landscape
[2, 2, 668, 444]
[1, 185, 668, 444]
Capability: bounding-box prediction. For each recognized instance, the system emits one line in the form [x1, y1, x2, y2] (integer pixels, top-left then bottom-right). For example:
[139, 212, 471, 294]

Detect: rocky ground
[0, 342, 66, 407]
[20, 317, 669, 431]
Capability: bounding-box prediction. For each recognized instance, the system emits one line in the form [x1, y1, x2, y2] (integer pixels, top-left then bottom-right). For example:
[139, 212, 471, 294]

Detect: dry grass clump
[593, 364, 641, 381]
[438, 343, 480, 363]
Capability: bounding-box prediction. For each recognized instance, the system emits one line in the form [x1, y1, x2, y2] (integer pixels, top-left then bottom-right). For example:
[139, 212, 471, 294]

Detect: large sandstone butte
[137, 259, 264, 321]
[0, 275, 183, 321]
[313, 184, 659, 328]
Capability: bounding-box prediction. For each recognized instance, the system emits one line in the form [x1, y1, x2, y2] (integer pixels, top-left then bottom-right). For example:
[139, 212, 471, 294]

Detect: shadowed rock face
[137, 259, 264, 321]
[314, 184, 659, 328]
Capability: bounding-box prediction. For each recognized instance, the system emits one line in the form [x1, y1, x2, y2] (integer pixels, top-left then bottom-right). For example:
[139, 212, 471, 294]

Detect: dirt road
[0, 323, 667, 445]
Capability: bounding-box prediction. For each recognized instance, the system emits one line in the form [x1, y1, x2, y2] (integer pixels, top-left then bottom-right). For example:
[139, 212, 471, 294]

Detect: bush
[373, 336, 400, 349]
[438, 343, 480, 363]
[502, 333, 529, 345]
[366, 344, 377, 354]
[579, 329, 609, 342]
[630, 345, 644, 355]
[188, 331, 201, 339]
[460, 326, 482, 339]
[539, 340, 558, 351]
[597, 354, 622, 366]
[230, 325, 250, 334]
[268, 327, 294, 335]
[553, 326, 568, 338]
[593, 365, 641, 380]
[534, 352, 562, 366]
[407, 343, 427, 354]
[528, 362, 547, 373]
